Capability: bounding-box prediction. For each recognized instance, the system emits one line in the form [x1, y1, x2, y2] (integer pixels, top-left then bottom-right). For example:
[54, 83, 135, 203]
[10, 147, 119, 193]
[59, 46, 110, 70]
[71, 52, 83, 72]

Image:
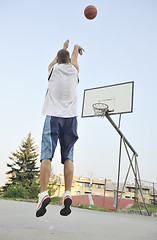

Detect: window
[132, 197, 136, 200]
[127, 187, 135, 193]
[142, 189, 149, 194]
[85, 183, 90, 188]
[96, 184, 103, 189]
[125, 196, 131, 199]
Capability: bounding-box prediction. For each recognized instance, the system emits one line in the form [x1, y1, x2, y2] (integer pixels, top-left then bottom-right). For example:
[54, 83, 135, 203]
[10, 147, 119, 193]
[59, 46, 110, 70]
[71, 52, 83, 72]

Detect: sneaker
[60, 191, 72, 216]
[36, 191, 51, 217]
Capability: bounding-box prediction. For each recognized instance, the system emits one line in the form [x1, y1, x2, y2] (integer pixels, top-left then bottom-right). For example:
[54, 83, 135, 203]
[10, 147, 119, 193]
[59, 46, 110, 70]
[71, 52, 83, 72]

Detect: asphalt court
[0, 199, 157, 240]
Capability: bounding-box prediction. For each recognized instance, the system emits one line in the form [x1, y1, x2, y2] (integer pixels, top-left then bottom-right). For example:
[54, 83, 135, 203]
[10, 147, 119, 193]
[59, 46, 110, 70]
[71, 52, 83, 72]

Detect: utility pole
[103, 178, 107, 208]
[88, 171, 94, 194]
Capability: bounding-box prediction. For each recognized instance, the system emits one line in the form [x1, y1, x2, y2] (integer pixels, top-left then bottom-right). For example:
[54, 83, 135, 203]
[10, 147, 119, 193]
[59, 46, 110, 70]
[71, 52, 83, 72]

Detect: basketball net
[92, 103, 109, 117]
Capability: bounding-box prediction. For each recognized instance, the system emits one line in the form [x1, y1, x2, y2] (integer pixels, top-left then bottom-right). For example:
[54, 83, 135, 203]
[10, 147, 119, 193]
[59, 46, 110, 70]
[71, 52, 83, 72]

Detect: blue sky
[0, 0, 157, 186]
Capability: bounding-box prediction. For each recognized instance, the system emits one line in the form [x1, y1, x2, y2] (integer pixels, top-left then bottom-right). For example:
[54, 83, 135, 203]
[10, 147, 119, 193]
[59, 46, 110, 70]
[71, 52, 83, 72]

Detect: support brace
[105, 112, 149, 216]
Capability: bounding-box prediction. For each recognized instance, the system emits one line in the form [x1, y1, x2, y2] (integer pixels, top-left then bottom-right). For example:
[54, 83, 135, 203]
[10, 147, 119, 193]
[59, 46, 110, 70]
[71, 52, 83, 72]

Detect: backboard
[82, 81, 134, 117]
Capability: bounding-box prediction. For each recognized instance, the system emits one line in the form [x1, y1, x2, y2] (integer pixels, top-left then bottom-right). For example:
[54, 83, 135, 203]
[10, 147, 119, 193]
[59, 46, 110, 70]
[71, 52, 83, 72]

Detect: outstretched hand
[74, 45, 85, 55]
[63, 39, 69, 49]
[78, 47, 85, 55]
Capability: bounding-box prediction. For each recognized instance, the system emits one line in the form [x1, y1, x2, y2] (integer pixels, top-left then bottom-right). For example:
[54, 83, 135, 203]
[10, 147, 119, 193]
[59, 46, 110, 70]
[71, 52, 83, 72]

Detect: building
[49, 174, 157, 205]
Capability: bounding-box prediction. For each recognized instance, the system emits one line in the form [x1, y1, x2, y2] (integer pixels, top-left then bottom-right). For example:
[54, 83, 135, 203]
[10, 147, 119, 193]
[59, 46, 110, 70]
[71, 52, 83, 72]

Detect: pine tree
[6, 132, 39, 189]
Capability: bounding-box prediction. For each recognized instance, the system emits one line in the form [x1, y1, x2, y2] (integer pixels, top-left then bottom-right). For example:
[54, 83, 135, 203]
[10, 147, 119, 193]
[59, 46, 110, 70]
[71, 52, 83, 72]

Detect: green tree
[5, 132, 39, 190]
[28, 175, 40, 199]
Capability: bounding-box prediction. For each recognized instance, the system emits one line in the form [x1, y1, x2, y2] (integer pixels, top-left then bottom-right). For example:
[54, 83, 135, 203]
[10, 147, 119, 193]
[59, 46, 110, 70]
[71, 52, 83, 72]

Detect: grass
[72, 203, 112, 212]
[127, 203, 157, 211]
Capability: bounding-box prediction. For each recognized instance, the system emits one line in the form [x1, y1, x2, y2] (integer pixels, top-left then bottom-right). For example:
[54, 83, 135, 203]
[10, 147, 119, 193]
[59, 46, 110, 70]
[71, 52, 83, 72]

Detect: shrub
[3, 184, 28, 198]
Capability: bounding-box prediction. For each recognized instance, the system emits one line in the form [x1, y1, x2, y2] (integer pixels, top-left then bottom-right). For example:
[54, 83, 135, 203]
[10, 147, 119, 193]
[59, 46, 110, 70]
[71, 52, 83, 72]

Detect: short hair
[57, 49, 70, 63]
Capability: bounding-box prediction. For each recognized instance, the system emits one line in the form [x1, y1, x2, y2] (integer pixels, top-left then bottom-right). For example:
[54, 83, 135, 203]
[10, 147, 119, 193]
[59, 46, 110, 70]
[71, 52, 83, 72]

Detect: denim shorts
[40, 116, 78, 164]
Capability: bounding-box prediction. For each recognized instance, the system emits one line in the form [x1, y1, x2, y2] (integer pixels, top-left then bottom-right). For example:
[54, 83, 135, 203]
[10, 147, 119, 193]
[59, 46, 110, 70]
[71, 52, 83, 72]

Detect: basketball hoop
[92, 103, 109, 117]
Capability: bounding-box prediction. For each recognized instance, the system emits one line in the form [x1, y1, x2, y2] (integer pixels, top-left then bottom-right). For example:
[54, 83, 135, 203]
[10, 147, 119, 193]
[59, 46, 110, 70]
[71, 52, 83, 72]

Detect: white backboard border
[81, 81, 134, 117]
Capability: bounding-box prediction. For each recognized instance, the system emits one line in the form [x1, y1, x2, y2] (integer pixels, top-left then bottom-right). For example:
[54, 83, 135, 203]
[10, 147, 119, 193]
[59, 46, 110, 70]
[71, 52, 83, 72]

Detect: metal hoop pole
[135, 158, 137, 203]
[118, 114, 122, 129]
[105, 113, 138, 156]
[117, 154, 135, 209]
[123, 140, 149, 215]
[116, 136, 123, 211]
[135, 157, 142, 215]
[116, 114, 122, 211]
[135, 157, 150, 216]
[104, 112, 150, 215]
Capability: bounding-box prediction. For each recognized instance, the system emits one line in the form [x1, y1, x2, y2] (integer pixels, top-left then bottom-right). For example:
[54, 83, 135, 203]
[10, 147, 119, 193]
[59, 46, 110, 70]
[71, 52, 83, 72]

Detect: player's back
[48, 64, 78, 102]
[42, 63, 79, 117]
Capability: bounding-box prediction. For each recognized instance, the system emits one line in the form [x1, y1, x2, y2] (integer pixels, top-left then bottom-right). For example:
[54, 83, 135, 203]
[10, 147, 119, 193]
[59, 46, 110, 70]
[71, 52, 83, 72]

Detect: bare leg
[64, 159, 74, 191]
[60, 159, 73, 216]
[40, 159, 51, 193]
[36, 159, 51, 217]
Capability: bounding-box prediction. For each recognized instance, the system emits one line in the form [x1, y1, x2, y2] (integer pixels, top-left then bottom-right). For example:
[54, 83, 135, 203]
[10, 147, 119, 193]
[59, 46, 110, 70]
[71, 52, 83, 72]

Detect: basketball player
[36, 40, 84, 217]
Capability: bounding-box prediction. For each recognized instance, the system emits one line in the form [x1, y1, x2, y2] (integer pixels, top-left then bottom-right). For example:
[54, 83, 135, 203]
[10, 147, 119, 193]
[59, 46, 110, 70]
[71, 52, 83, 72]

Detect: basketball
[84, 5, 97, 20]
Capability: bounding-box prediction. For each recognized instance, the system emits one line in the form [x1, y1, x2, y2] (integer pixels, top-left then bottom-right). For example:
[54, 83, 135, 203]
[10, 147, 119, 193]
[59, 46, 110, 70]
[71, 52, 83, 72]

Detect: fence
[140, 180, 157, 206]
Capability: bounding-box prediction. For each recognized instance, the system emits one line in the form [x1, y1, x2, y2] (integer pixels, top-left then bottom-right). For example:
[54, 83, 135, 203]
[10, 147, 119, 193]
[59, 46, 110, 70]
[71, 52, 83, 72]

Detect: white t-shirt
[42, 63, 79, 118]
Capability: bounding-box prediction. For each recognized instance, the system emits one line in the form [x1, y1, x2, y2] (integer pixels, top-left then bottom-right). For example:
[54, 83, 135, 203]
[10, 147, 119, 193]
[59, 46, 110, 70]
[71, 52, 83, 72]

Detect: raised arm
[48, 40, 69, 72]
[71, 45, 85, 72]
